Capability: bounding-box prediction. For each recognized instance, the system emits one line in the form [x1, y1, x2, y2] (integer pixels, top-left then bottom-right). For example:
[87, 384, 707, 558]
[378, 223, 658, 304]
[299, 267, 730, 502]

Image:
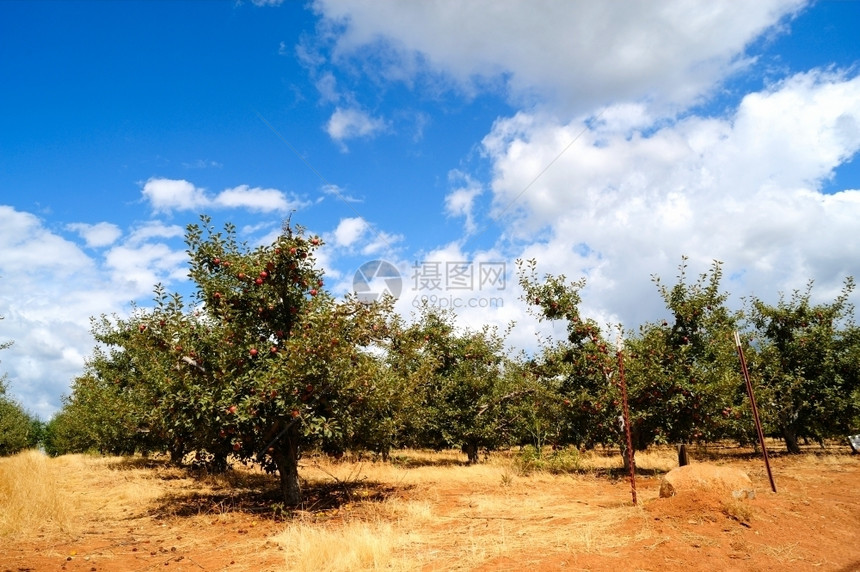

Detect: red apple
[238, 272, 246, 280]
[233, 442, 241, 451]
[255, 278, 263, 285]
[213, 258, 221, 265]
[249, 348, 258, 357]
[289, 247, 297, 255]
[138, 324, 147, 332]
[310, 237, 320, 246]
[309, 289, 317, 296]
[227, 405, 237, 414]
[270, 346, 278, 354]
[291, 409, 300, 418]
[259, 271, 268, 279]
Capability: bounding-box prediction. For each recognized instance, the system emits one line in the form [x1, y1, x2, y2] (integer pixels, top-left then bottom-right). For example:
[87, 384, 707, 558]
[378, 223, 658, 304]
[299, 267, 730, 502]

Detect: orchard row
[35, 217, 860, 505]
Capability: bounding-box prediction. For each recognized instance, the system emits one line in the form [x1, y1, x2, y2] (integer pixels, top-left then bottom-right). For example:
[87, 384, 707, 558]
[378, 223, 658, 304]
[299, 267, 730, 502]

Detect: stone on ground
[659, 463, 754, 499]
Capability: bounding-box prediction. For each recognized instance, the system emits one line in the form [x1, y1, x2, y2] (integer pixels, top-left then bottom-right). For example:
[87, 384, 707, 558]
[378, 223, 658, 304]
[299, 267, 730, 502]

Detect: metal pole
[617, 332, 637, 506]
[733, 331, 777, 493]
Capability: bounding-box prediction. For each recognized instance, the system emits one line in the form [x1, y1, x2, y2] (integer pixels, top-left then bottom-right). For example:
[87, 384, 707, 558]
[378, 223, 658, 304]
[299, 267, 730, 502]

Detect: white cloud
[66, 222, 122, 248]
[332, 217, 368, 247]
[142, 178, 208, 214]
[325, 107, 387, 148]
[314, 0, 808, 112]
[0, 206, 193, 419]
[479, 69, 860, 327]
[126, 221, 185, 245]
[0, 206, 94, 276]
[214, 185, 299, 212]
[444, 170, 483, 234]
[321, 184, 363, 203]
[141, 178, 305, 214]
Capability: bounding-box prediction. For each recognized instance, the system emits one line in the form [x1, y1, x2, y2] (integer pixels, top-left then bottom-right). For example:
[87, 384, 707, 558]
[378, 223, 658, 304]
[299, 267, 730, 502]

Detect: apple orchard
[38, 216, 860, 506]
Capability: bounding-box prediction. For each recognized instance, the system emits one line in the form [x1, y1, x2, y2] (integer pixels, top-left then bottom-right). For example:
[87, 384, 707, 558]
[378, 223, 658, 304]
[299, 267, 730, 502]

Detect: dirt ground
[2, 444, 859, 571]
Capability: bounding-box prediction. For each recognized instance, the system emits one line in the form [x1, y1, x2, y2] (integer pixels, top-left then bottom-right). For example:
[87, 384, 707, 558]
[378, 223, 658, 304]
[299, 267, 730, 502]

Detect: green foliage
[0, 314, 38, 456]
[745, 278, 860, 453]
[625, 258, 742, 447]
[58, 216, 397, 504]
[43, 408, 97, 456]
[387, 305, 526, 463]
[0, 393, 37, 456]
[517, 259, 621, 449]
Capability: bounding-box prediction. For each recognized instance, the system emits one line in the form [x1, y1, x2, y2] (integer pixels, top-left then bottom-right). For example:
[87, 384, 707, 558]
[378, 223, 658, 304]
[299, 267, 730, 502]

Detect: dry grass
[283, 448, 654, 570]
[275, 520, 400, 571]
[0, 450, 79, 537]
[4, 443, 857, 571]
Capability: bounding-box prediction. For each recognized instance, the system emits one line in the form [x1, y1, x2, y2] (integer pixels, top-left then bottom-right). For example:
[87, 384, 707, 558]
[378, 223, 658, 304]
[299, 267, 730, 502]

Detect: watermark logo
[353, 260, 403, 303]
[412, 261, 506, 291]
[354, 259, 507, 308]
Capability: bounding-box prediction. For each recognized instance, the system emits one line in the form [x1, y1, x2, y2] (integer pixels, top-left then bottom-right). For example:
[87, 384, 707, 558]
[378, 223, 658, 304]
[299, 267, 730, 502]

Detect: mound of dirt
[659, 463, 753, 498]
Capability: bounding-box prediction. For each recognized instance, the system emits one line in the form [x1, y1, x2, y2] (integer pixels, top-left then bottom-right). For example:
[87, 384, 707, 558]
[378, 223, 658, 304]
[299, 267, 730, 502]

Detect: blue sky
[1, 0, 859, 420]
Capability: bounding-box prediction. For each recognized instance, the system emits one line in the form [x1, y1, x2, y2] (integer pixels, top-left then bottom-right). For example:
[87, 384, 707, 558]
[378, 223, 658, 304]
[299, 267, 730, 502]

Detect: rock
[659, 463, 754, 499]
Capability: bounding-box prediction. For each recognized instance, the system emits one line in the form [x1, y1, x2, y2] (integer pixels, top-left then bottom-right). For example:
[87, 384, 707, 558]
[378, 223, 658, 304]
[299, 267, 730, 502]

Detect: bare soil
[2, 443, 859, 571]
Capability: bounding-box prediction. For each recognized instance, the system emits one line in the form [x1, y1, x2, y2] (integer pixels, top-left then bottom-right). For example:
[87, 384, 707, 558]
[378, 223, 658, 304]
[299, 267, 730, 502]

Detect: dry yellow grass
[0, 450, 79, 537]
[281, 448, 655, 571]
[3, 443, 857, 571]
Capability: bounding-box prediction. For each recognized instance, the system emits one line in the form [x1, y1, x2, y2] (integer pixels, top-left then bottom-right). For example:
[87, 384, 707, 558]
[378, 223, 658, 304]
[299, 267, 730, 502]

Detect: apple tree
[745, 277, 860, 453]
[517, 259, 621, 450]
[180, 216, 394, 504]
[624, 258, 742, 449]
[388, 305, 524, 463]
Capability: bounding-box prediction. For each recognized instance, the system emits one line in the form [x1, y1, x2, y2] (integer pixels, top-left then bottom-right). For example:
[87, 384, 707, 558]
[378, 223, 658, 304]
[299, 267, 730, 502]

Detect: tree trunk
[272, 423, 302, 505]
[678, 443, 689, 467]
[781, 425, 802, 454]
[461, 442, 479, 464]
[168, 442, 186, 466]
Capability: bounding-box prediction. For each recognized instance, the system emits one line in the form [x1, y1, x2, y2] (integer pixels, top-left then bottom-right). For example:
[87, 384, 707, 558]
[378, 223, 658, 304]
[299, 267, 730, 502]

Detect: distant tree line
[0, 313, 43, 455]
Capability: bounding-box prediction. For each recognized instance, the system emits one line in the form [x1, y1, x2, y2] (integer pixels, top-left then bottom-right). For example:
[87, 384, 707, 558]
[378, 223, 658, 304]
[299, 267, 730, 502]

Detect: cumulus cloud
[0, 206, 94, 276]
[66, 222, 122, 248]
[142, 178, 208, 214]
[332, 217, 369, 247]
[480, 69, 860, 327]
[214, 185, 298, 212]
[141, 178, 305, 214]
[0, 206, 192, 419]
[325, 107, 387, 148]
[313, 0, 808, 112]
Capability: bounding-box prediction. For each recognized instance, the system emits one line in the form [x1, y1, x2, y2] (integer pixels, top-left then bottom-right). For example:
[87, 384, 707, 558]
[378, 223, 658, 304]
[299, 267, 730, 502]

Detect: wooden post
[617, 332, 637, 506]
[733, 331, 777, 493]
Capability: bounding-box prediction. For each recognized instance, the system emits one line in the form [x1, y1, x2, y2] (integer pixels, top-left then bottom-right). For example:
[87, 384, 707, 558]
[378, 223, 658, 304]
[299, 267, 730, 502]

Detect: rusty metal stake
[733, 331, 777, 493]
[617, 333, 637, 506]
